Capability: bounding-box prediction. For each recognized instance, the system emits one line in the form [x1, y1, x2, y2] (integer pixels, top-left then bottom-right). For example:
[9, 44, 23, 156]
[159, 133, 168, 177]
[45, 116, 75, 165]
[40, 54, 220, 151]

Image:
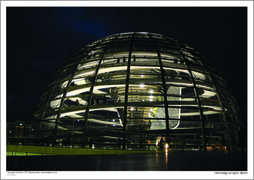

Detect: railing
[6, 145, 159, 156]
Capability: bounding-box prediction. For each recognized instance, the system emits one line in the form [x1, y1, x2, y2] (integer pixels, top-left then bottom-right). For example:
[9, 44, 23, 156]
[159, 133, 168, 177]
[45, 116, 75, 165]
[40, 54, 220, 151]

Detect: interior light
[141, 75, 144, 77]
[140, 84, 144, 88]
[150, 109, 153, 112]
[150, 90, 153, 93]
[112, 119, 115, 122]
[20, 123, 22, 126]
[130, 107, 134, 111]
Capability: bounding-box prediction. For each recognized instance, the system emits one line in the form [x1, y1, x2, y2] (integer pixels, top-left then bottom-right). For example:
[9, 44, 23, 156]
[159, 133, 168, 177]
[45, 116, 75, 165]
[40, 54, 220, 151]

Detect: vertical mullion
[123, 33, 135, 150]
[183, 55, 207, 151]
[53, 65, 80, 146]
[82, 49, 107, 147]
[152, 35, 170, 136]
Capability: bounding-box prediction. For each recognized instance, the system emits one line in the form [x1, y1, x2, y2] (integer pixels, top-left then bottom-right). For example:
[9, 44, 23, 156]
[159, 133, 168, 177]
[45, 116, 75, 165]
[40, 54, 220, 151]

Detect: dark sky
[6, 7, 247, 125]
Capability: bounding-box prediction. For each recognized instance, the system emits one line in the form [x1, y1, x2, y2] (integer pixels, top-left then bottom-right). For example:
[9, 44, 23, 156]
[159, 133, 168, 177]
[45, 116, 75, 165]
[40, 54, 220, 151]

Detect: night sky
[6, 6, 248, 126]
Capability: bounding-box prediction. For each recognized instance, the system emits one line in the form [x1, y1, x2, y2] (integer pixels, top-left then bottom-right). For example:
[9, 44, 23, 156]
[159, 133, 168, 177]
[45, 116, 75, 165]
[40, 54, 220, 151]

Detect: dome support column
[82, 52, 105, 148]
[123, 33, 135, 150]
[206, 72, 233, 149]
[184, 56, 207, 151]
[152, 35, 170, 136]
[53, 68, 77, 147]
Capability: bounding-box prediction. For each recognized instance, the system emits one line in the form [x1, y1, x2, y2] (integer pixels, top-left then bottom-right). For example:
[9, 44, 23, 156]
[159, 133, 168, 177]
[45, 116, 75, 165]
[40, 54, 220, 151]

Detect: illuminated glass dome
[34, 32, 242, 150]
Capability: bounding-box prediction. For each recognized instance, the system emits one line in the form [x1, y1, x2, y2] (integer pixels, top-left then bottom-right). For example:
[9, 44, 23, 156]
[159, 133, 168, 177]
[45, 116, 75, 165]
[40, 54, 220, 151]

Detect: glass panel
[199, 89, 218, 99]
[200, 99, 222, 112]
[214, 84, 229, 94]
[77, 60, 100, 70]
[50, 98, 63, 108]
[90, 93, 123, 105]
[132, 51, 157, 56]
[176, 119, 202, 129]
[95, 73, 126, 83]
[97, 66, 127, 75]
[180, 107, 200, 120]
[101, 58, 119, 66]
[87, 107, 123, 128]
[131, 56, 160, 66]
[189, 63, 206, 72]
[43, 109, 58, 120]
[150, 119, 166, 130]
[191, 70, 207, 81]
[181, 86, 196, 98]
[195, 80, 215, 91]
[73, 69, 96, 79]
[66, 87, 91, 97]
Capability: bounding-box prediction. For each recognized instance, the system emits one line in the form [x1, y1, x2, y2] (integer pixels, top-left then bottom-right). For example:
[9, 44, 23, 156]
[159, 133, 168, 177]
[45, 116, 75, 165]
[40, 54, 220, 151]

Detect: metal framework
[33, 32, 243, 150]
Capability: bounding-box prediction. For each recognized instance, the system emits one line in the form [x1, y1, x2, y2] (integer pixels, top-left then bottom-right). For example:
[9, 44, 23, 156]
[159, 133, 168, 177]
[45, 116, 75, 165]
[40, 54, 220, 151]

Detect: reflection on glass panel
[74, 69, 96, 79]
[95, 73, 126, 83]
[48, 91, 65, 101]
[161, 59, 175, 66]
[177, 120, 202, 129]
[50, 98, 62, 108]
[128, 94, 163, 103]
[87, 107, 123, 127]
[196, 80, 214, 91]
[66, 87, 91, 97]
[160, 52, 179, 59]
[132, 51, 157, 56]
[104, 51, 129, 58]
[44, 109, 58, 120]
[101, 58, 119, 65]
[192, 70, 207, 80]
[199, 89, 218, 99]
[200, 99, 222, 112]
[97, 66, 127, 75]
[181, 107, 200, 120]
[77, 60, 100, 70]
[131, 57, 160, 66]
[90, 93, 122, 105]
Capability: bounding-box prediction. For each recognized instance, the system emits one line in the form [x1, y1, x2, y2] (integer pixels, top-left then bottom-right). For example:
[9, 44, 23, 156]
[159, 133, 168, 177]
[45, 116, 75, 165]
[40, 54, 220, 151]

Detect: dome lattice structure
[34, 32, 242, 150]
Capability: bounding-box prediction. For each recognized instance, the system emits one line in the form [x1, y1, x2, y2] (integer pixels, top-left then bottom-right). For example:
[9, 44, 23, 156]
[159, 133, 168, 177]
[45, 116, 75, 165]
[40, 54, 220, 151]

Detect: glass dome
[34, 32, 242, 150]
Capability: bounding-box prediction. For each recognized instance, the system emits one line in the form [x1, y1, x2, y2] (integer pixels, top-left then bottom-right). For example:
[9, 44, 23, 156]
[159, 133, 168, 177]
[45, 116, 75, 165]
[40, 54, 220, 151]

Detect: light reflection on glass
[165, 148, 168, 169]
[156, 152, 159, 164]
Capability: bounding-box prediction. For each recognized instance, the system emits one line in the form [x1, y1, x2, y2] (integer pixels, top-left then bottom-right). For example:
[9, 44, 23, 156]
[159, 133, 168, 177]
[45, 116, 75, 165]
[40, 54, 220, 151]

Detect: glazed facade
[34, 32, 242, 150]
